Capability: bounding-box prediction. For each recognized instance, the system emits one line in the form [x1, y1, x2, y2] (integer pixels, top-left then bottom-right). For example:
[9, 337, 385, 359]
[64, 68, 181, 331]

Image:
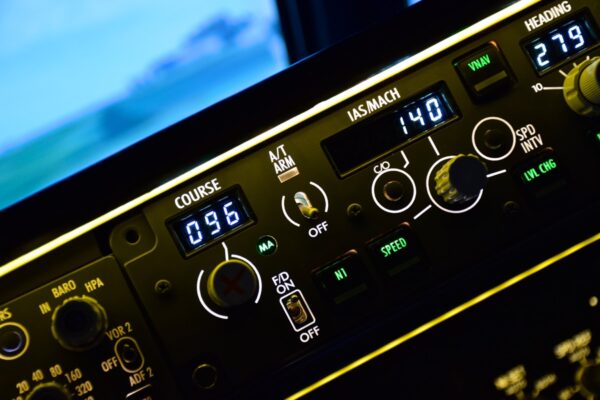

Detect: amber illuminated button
[367, 224, 424, 277]
[313, 250, 368, 304]
[455, 42, 514, 99]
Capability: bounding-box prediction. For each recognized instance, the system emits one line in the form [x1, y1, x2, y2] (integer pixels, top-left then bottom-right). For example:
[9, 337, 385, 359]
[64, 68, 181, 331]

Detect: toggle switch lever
[294, 192, 320, 220]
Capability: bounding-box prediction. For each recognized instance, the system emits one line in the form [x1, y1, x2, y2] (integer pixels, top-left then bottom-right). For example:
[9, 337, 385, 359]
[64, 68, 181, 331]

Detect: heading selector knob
[434, 154, 487, 204]
[207, 259, 258, 308]
[51, 296, 108, 351]
[563, 56, 600, 117]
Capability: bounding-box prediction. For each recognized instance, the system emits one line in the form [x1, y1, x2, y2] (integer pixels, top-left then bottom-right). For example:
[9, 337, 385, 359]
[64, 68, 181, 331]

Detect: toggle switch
[294, 192, 319, 220]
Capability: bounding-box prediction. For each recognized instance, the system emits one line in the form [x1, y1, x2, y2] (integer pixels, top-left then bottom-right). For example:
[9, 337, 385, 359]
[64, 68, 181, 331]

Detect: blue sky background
[0, 0, 287, 209]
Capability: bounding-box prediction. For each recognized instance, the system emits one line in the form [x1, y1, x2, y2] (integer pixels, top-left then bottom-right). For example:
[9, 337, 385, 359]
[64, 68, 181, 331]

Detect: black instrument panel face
[2, 1, 600, 399]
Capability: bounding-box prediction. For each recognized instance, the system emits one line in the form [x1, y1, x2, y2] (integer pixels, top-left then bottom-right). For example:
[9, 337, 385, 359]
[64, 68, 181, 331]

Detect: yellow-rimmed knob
[434, 154, 487, 204]
[563, 56, 600, 117]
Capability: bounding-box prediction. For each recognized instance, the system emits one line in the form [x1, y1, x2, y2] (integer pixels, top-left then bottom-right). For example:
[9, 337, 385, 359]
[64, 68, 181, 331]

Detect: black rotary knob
[207, 259, 259, 308]
[51, 296, 108, 351]
[26, 382, 72, 400]
[578, 363, 600, 396]
[434, 154, 487, 204]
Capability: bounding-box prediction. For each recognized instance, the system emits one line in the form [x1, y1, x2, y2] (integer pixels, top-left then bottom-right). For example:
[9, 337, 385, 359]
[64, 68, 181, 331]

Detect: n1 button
[455, 42, 514, 100]
[313, 250, 368, 304]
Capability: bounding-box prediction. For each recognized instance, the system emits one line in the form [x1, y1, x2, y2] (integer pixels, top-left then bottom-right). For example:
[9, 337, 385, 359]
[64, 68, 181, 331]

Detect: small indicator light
[467, 53, 492, 72]
[256, 235, 277, 256]
[596, 132, 600, 142]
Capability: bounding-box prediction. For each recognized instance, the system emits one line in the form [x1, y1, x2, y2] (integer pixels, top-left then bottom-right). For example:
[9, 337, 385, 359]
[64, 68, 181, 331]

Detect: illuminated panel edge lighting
[0, 0, 541, 277]
[286, 232, 600, 400]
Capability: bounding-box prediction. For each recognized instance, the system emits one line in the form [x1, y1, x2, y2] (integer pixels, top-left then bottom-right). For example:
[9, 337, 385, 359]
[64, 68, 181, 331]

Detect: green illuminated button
[513, 148, 566, 199]
[455, 42, 514, 99]
[313, 251, 368, 304]
[367, 224, 424, 277]
[256, 235, 277, 256]
[593, 131, 600, 154]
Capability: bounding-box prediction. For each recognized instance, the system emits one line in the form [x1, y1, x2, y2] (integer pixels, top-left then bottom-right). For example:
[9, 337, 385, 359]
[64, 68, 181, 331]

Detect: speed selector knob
[51, 296, 108, 351]
[207, 259, 258, 308]
[434, 154, 487, 204]
[26, 381, 72, 400]
[563, 56, 600, 117]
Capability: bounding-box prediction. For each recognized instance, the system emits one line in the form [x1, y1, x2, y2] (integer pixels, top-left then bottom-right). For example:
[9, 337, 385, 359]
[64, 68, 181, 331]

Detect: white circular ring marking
[231, 254, 263, 304]
[309, 181, 329, 213]
[471, 116, 516, 161]
[281, 196, 300, 227]
[425, 156, 483, 214]
[196, 270, 228, 320]
[371, 168, 417, 214]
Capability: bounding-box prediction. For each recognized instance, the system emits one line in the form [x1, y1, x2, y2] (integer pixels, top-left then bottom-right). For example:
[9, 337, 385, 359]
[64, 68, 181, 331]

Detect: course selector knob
[563, 56, 600, 117]
[207, 259, 258, 308]
[51, 296, 108, 351]
[434, 154, 487, 204]
[26, 382, 72, 400]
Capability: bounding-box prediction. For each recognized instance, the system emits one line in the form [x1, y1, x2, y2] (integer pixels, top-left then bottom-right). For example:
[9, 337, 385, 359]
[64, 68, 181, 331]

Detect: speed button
[371, 168, 416, 214]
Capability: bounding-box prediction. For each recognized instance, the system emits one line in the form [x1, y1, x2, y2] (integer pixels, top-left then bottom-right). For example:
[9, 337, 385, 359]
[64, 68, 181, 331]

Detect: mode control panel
[1, 1, 600, 399]
[111, 0, 600, 397]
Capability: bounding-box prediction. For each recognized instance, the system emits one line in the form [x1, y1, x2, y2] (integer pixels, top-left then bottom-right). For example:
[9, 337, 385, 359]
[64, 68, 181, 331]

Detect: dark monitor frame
[0, 0, 512, 265]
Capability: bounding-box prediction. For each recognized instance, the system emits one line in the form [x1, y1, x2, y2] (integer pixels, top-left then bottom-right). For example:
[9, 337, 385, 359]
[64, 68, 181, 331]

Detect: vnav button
[455, 42, 514, 99]
[367, 223, 424, 277]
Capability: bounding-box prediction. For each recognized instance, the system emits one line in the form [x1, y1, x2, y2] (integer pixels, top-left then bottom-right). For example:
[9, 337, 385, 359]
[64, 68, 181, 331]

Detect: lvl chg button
[367, 223, 424, 277]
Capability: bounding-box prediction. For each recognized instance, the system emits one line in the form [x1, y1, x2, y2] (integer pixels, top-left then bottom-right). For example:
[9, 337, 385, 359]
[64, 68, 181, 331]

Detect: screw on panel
[154, 280, 172, 295]
[346, 203, 362, 218]
[502, 201, 521, 217]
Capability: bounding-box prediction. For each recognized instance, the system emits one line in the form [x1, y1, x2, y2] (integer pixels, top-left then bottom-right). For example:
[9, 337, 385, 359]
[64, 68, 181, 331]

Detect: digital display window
[170, 188, 254, 254]
[523, 13, 599, 74]
[323, 84, 458, 176]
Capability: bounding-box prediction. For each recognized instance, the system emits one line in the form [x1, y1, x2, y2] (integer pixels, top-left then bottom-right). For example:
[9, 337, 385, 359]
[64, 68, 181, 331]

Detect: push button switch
[455, 42, 514, 99]
[313, 250, 368, 304]
[513, 148, 566, 198]
[367, 224, 424, 277]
